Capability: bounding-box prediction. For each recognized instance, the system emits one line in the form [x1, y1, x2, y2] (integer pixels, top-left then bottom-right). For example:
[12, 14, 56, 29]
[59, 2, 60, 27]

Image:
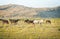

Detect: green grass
[0, 18, 60, 39]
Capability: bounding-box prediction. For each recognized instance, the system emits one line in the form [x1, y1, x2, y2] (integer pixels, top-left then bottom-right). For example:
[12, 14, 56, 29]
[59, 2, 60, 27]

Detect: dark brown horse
[24, 19, 29, 23]
[24, 19, 33, 24]
[46, 20, 51, 24]
[9, 19, 20, 24]
[0, 19, 9, 24]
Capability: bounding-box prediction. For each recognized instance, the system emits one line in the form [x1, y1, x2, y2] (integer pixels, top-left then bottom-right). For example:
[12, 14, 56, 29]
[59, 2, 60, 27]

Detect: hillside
[35, 7, 60, 18]
[0, 4, 60, 18]
[0, 4, 37, 18]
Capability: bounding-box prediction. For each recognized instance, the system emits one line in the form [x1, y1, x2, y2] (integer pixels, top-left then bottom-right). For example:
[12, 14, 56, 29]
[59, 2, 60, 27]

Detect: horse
[24, 19, 29, 23]
[9, 19, 20, 24]
[24, 19, 33, 24]
[46, 20, 51, 24]
[38, 19, 44, 24]
[33, 20, 39, 24]
[0, 19, 9, 24]
[33, 19, 44, 24]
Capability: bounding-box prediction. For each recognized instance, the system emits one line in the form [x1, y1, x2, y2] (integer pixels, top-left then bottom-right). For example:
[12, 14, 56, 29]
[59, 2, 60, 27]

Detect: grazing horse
[33, 19, 44, 24]
[9, 19, 20, 24]
[24, 19, 29, 23]
[38, 19, 44, 24]
[24, 19, 33, 24]
[46, 20, 51, 24]
[0, 19, 9, 24]
[33, 20, 39, 24]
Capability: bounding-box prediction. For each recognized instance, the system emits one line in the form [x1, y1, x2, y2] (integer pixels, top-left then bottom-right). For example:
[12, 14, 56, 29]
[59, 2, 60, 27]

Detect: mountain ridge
[0, 4, 60, 18]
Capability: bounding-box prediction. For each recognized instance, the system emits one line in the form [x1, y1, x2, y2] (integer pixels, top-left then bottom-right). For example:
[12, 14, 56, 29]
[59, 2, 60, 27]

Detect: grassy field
[0, 18, 60, 39]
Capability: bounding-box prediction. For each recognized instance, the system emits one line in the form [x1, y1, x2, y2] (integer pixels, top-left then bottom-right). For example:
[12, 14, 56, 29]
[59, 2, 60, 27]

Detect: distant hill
[0, 4, 60, 18]
[35, 7, 60, 18]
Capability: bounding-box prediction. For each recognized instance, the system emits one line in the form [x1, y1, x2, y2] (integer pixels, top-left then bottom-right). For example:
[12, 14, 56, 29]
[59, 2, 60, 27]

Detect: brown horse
[46, 20, 51, 24]
[9, 19, 20, 24]
[0, 19, 9, 24]
[24, 19, 33, 24]
[24, 19, 29, 23]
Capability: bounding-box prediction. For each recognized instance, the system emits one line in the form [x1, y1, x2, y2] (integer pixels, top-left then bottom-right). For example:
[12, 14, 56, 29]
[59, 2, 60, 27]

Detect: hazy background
[0, 0, 60, 8]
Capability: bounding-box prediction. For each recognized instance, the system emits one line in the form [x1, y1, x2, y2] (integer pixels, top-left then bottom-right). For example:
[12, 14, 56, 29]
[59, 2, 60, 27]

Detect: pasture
[0, 18, 60, 39]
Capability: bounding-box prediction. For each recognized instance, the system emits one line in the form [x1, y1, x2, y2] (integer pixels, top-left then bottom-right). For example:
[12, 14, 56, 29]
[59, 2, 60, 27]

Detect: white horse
[38, 19, 44, 24]
[33, 19, 44, 24]
[33, 20, 39, 24]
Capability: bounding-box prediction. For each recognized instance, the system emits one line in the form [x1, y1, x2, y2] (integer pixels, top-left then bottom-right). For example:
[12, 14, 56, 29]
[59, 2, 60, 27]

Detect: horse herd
[0, 19, 20, 24]
[0, 19, 51, 25]
[25, 19, 51, 24]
